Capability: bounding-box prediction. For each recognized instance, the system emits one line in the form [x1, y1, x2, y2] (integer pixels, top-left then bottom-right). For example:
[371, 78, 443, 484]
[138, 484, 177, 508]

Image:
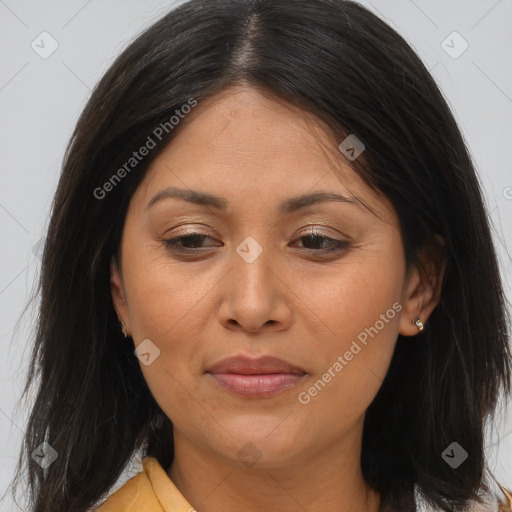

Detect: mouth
[206, 354, 308, 398]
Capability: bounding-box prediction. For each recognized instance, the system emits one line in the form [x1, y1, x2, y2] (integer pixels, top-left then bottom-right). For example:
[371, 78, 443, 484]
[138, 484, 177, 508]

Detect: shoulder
[495, 481, 512, 512]
[93, 460, 164, 512]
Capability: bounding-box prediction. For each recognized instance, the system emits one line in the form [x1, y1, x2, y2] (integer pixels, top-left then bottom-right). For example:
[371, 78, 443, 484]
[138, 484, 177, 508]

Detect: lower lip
[208, 373, 306, 398]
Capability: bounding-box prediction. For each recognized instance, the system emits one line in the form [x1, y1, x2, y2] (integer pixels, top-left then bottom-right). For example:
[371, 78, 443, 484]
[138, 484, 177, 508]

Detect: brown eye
[293, 230, 349, 253]
[163, 233, 220, 253]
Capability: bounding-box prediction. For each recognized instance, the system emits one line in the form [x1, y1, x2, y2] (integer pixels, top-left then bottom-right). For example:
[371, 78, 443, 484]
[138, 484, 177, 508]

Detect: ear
[398, 235, 447, 336]
[110, 255, 130, 331]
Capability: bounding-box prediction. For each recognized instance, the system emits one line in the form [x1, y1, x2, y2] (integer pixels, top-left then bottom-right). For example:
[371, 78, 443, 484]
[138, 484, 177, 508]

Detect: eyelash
[162, 230, 349, 255]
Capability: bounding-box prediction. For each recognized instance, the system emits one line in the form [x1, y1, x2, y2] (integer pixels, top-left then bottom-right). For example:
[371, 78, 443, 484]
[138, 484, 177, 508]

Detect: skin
[110, 84, 445, 512]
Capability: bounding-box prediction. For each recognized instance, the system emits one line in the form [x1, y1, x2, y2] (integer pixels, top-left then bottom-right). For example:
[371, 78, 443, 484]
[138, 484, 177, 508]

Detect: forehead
[160, 85, 337, 159]
[132, 85, 396, 225]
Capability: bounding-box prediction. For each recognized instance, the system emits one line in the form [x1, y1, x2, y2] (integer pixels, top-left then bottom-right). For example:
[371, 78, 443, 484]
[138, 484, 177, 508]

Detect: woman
[8, 0, 512, 511]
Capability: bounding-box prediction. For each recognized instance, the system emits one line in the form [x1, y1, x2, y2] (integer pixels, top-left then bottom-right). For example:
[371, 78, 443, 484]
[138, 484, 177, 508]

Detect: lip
[206, 355, 307, 398]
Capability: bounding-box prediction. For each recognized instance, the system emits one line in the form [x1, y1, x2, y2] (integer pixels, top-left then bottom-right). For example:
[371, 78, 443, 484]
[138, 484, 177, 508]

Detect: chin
[210, 425, 308, 469]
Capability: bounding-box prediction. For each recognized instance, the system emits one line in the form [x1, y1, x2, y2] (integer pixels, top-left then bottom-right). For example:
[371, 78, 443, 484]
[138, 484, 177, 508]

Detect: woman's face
[111, 84, 435, 469]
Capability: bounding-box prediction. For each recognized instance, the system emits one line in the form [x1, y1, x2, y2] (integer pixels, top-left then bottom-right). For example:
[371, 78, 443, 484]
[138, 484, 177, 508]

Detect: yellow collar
[95, 456, 194, 512]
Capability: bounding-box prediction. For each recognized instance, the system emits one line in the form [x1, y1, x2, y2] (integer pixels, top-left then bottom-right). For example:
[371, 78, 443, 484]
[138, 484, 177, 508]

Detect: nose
[217, 242, 293, 334]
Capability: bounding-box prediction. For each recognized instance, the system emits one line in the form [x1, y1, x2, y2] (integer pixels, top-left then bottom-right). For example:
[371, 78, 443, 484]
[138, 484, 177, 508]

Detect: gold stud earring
[412, 317, 424, 332]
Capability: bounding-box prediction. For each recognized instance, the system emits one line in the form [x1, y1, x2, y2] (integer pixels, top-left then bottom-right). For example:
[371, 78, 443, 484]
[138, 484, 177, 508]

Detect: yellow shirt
[95, 456, 512, 512]
[94, 456, 194, 512]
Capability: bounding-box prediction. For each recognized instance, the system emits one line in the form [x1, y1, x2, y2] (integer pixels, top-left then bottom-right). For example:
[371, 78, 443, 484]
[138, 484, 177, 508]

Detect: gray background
[1, 0, 511, 510]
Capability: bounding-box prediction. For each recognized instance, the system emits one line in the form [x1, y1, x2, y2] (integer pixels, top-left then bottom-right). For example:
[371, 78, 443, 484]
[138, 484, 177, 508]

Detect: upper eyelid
[166, 225, 345, 238]
[164, 229, 347, 246]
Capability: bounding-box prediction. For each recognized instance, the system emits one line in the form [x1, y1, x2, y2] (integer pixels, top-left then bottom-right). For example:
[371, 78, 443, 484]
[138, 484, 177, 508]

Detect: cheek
[302, 241, 402, 332]
[123, 249, 217, 341]
[120, 250, 207, 382]
[124, 262, 207, 424]
[296, 239, 404, 404]
[294, 299, 401, 439]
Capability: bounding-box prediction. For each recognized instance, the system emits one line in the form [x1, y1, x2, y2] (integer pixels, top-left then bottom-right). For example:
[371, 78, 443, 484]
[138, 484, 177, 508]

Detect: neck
[167, 418, 381, 512]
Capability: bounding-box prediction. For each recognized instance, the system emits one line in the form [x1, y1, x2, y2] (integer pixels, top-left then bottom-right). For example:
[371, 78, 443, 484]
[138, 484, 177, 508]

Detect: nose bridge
[217, 231, 292, 332]
[233, 234, 272, 296]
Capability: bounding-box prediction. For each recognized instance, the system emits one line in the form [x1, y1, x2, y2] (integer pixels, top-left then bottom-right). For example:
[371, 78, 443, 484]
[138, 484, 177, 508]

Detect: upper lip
[206, 355, 306, 375]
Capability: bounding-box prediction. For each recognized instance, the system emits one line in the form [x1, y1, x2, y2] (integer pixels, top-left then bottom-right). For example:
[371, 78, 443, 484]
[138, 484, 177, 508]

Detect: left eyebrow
[277, 191, 364, 215]
[146, 187, 228, 211]
[145, 187, 364, 214]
